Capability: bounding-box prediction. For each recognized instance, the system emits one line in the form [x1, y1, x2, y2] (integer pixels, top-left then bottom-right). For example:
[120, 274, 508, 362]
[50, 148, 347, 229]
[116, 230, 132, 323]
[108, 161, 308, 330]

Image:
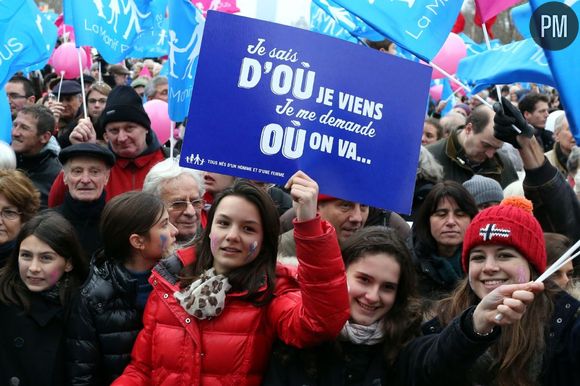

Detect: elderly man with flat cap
[48, 85, 166, 207]
[47, 80, 84, 145]
[53, 143, 115, 257]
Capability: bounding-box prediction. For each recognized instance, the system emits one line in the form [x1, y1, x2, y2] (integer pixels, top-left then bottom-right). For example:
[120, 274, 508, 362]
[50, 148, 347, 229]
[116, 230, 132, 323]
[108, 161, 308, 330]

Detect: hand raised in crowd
[285, 170, 318, 222]
[47, 99, 65, 123]
[472, 281, 544, 334]
[70, 118, 97, 144]
[493, 96, 534, 149]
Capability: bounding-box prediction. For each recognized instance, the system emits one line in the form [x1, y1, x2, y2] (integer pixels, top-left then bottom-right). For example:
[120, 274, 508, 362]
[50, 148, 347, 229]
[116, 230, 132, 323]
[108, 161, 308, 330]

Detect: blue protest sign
[457, 38, 555, 94]
[330, 0, 463, 61]
[0, 0, 57, 86]
[64, 0, 155, 64]
[179, 12, 431, 213]
[167, 0, 205, 122]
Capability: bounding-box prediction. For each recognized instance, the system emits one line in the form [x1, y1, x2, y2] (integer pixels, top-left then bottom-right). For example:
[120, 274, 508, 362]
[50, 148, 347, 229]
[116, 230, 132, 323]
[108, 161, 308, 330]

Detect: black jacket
[264, 308, 497, 386]
[426, 130, 518, 189]
[54, 192, 105, 258]
[0, 292, 67, 386]
[16, 147, 62, 209]
[423, 292, 580, 386]
[66, 258, 144, 386]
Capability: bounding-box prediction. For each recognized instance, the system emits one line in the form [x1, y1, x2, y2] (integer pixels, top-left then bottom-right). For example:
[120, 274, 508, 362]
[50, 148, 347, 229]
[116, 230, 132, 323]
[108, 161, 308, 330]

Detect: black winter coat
[16, 148, 62, 210]
[54, 192, 105, 258]
[422, 292, 580, 386]
[264, 308, 498, 386]
[0, 292, 67, 386]
[65, 258, 144, 386]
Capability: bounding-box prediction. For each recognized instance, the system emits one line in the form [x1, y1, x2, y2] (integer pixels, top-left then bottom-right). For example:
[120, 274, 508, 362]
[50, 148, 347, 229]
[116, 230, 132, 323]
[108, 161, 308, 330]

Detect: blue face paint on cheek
[246, 241, 258, 261]
[160, 235, 168, 251]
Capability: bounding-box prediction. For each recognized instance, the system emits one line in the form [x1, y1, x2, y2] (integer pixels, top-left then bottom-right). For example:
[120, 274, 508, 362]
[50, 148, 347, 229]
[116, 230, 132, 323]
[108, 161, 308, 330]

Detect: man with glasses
[143, 158, 205, 246]
[54, 143, 115, 256]
[48, 86, 166, 207]
[5, 76, 36, 118]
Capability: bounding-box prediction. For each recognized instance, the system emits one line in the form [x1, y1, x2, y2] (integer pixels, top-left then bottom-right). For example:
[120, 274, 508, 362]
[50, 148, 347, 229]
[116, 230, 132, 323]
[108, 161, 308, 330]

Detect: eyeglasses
[0, 208, 21, 221]
[168, 198, 204, 212]
[88, 98, 107, 104]
[7, 93, 28, 101]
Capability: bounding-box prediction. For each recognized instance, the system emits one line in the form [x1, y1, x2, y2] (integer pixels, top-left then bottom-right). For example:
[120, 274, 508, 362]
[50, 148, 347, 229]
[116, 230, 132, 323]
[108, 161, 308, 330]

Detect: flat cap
[59, 143, 116, 167]
[52, 80, 81, 96]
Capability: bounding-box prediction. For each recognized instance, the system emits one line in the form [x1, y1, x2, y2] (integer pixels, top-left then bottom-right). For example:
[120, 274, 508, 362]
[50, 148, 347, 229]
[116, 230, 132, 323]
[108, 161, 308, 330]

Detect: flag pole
[170, 121, 176, 159]
[428, 61, 491, 108]
[77, 48, 88, 120]
[56, 71, 65, 102]
[482, 22, 504, 104]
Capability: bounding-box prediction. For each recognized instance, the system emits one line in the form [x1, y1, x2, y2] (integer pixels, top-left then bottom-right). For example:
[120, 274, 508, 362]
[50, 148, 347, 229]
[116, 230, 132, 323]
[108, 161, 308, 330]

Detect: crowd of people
[0, 38, 579, 386]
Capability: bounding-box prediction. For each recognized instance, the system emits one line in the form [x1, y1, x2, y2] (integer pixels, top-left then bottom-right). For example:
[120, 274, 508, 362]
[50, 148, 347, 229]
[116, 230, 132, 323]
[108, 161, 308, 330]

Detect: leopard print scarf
[174, 268, 231, 320]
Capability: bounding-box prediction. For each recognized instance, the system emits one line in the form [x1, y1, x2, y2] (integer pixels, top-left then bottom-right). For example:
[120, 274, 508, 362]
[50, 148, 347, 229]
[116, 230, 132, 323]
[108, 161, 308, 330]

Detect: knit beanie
[98, 85, 151, 133]
[462, 175, 504, 207]
[461, 196, 546, 274]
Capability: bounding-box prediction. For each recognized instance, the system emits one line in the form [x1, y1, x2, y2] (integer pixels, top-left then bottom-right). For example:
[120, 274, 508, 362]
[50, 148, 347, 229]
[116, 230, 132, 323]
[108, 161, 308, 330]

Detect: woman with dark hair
[425, 197, 577, 386]
[66, 191, 177, 385]
[0, 170, 40, 265]
[264, 226, 423, 385]
[0, 212, 88, 385]
[411, 181, 478, 310]
[113, 172, 349, 385]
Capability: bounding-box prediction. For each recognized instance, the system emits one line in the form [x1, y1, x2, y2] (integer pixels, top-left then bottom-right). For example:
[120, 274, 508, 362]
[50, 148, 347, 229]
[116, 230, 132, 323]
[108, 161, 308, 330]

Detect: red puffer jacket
[113, 216, 349, 386]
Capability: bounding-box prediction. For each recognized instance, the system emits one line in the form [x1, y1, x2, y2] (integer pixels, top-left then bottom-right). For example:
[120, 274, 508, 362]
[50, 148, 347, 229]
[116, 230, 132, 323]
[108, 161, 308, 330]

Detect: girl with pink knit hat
[425, 197, 579, 386]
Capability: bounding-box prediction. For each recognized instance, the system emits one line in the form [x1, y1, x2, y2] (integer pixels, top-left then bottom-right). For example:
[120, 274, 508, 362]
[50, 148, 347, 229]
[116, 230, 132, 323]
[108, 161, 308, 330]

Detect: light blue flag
[440, 77, 454, 115]
[457, 38, 555, 94]
[310, 1, 360, 43]
[312, 0, 384, 41]
[511, 3, 532, 38]
[167, 0, 204, 122]
[64, 0, 155, 63]
[331, 0, 463, 61]
[127, 0, 169, 58]
[0, 0, 57, 86]
[529, 0, 580, 142]
[459, 33, 500, 56]
[0, 91, 11, 143]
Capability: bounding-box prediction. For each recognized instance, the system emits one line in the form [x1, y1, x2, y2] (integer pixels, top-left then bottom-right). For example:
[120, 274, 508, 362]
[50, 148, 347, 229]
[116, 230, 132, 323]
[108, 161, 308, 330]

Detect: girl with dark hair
[0, 212, 88, 386]
[264, 226, 423, 385]
[113, 172, 349, 385]
[411, 181, 479, 310]
[66, 191, 177, 385]
[426, 197, 577, 386]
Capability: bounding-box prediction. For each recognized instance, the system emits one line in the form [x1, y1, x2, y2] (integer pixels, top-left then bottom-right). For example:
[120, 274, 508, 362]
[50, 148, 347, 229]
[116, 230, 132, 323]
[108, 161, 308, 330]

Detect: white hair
[0, 141, 16, 169]
[143, 157, 205, 197]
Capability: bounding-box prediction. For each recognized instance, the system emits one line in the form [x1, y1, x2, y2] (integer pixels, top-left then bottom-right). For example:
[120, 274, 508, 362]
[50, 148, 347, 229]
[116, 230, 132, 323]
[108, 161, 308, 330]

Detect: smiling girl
[113, 172, 349, 385]
[429, 197, 579, 385]
[66, 191, 177, 385]
[0, 212, 88, 385]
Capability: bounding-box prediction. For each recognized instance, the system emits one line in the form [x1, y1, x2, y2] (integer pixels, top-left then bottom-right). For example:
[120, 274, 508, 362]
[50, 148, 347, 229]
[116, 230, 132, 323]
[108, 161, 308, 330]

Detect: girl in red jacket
[113, 171, 350, 386]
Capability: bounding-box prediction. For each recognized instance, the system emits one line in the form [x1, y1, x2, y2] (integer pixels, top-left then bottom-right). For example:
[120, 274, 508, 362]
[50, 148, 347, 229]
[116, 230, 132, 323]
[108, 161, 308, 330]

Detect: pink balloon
[144, 100, 171, 144]
[431, 33, 467, 79]
[50, 42, 88, 79]
[429, 84, 443, 101]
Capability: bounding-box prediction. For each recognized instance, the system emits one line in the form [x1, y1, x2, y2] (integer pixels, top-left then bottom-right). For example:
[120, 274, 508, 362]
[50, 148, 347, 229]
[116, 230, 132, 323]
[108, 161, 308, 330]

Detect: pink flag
[475, 0, 520, 23]
[193, 0, 240, 16]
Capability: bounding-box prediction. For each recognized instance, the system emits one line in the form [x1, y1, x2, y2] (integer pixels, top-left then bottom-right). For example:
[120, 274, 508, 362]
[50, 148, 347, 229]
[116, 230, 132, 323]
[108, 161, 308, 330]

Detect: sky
[237, 0, 311, 26]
